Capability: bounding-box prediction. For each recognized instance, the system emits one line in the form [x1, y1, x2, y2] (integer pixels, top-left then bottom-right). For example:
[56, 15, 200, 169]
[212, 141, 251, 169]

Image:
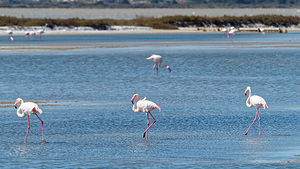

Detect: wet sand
[1, 41, 300, 52]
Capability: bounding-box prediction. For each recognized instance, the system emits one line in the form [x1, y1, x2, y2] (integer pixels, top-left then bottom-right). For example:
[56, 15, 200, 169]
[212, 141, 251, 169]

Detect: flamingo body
[131, 94, 160, 139]
[14, 98, 46, 143]
[248, 95, 268, 109]
[244, 87, 268, 136]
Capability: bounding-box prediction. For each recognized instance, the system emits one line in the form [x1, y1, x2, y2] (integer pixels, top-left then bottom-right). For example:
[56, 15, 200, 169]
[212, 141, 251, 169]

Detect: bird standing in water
[147, 54, 171, 76]
[14, 98, 47, 144]
[131, 94, 161, 139]
[244, 87, 268, 136]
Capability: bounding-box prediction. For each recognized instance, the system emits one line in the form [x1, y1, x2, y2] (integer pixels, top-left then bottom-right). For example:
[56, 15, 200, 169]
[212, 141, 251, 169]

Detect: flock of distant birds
[13, 54, 268, 143]
[6, 24, 48, 41]
[5, 25, 265, 42]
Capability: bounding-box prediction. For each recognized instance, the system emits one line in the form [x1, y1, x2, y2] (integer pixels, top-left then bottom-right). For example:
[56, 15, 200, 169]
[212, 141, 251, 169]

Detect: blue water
[0, 33, 299, 168]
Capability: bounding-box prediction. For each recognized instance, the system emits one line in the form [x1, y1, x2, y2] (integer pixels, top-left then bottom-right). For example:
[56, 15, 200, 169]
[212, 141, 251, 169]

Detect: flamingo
[14, 98, 46, 144]
[219, 27, 228, 37]
[244, 86, 268, 136]
[7, 30, 14, 41]
[147, 54, 171, 76]
[228, 26, 237, 42]
[131, 94, 161, 139]
[258, 27, 265, 35]
[37, 29, 44, 40]
[25, 32, 30, 40]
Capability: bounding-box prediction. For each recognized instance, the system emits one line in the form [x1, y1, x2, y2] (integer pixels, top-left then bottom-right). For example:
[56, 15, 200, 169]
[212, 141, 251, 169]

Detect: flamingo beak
[244, 91, 248, 96]
[14, 103, 17, 109]
[131, 98, 134, 104]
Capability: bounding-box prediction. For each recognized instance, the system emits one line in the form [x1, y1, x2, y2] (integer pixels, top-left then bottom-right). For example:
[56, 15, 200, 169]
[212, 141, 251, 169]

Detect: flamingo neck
[246, 89, 252, 107]
[132, 96, 141, 113]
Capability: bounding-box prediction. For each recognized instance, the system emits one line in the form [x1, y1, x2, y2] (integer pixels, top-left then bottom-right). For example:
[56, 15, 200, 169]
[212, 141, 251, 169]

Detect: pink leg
[153, 64, 156, 77]
[156, 63, 159, 76]
[231, 34, 234, 42]
[257, 109, 261, 136]
[35, 114, 47, 143]
[147, 113, 149, 139]
[24, 115, 30, 144]
[143, 112, 156, 138]
[245, 110, 258, 135]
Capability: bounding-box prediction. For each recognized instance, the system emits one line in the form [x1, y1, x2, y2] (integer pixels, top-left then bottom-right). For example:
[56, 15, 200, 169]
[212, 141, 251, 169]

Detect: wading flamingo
[228, 26, 237, 42]
[218, 27, 228, 37]
[147, 54, 171, 76]
[14, 98, 46, 144]
[7, 30, 14, 41]
[244, 86, 268, 136]
[131, 94, 161, 139]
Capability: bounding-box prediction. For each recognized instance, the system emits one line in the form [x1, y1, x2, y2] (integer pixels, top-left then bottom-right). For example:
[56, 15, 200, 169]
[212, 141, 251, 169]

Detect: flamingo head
[166, 66, 171, 72]
[14, 98, 23, 109]
[131, 94, 140, 104]
[244, 86, 251, 96]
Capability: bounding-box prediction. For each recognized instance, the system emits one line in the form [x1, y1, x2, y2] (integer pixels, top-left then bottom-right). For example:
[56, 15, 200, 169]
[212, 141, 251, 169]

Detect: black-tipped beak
[245, 93, 247, 96]
[15, 106, 17, 109]
[131, 101, 134, 104]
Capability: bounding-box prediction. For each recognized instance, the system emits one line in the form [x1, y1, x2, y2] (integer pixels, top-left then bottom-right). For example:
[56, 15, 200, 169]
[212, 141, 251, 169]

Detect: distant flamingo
[131, 94, 161, 139]
[228, 26, 237, 42]
[258, 27, 265, 35]
[7, 30, 14, 41]
[14, 98, 46, 144]
[25, 32, 30, 40]
[219, 27, 228, 37]
[147, 54, 171, 76]
[29, 31, 36, 39]
[244, 86, 268, 136]
[37, 29, 44, 40]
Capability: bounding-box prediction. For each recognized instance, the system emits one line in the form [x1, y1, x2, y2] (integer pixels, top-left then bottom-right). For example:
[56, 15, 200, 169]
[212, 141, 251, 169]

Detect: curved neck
[132, 96, 141, 112]
[246, 89, 252, 107]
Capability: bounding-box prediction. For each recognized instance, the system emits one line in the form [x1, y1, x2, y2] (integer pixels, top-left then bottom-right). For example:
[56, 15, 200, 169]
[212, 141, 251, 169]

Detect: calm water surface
[0, 33, 299, 168]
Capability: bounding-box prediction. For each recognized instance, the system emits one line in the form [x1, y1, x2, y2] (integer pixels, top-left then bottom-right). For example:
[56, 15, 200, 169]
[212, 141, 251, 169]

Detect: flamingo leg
[245, 110, 258, 135]
[231, 34, 234, 42]
[24, 115, 30, 144]
[143, 111, 156, 138]
[35, 114, 47, 143]
[153, 64, 156, 76]
[156, 63, 159, 76]
[147, 113, 149, 139]
[257, 109, 261, 136]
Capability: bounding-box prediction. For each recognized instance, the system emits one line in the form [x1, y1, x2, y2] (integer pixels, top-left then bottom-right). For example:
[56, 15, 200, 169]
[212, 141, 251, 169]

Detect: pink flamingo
[14, 98, 46, 144]
[244, 86, 268, 136]
[219, 27, 228, 37]
[147, 54, 171, 76]
[131, 94, 161, 139]
[7, 30, 14, 41]
[228, 27, 237, 42]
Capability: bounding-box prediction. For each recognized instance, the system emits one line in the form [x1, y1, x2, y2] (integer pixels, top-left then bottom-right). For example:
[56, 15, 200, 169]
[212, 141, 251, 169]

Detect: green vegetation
[0, 0, 299, 8]
[0, 15, 299, 29]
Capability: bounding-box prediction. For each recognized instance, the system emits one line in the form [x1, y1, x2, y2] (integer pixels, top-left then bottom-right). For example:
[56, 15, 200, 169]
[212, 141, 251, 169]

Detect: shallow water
[0, 33, 299, 168]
